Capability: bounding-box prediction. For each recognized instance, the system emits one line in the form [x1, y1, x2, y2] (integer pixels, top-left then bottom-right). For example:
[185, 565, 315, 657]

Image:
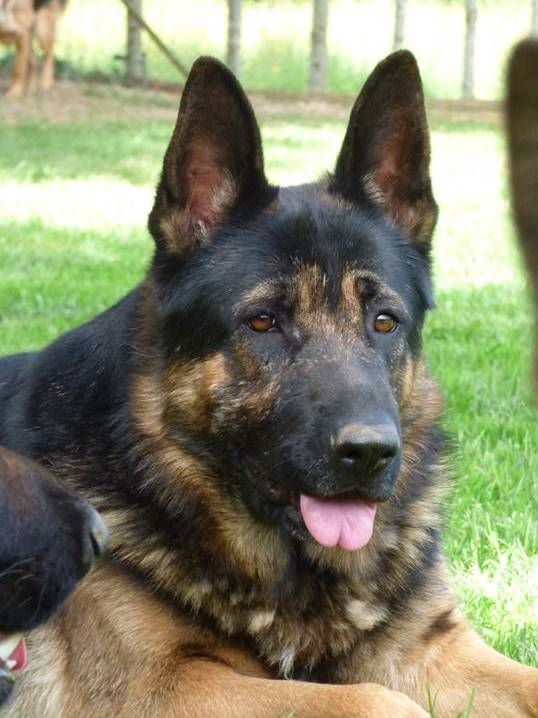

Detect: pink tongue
[299, 494, 377, 551]
[8, 639, 27, 673]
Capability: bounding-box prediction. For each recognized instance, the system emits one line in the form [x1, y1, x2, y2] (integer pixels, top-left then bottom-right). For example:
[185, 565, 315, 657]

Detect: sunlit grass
[0, 0, 531, 98]
[0, 105, 536, 667]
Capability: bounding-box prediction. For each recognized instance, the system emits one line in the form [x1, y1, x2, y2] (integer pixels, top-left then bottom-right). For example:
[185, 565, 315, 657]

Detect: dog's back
[0, 0, 67, 96]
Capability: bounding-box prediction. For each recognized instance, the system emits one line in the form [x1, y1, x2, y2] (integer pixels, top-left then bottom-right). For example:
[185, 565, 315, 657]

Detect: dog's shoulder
[0, 289, 141, 455]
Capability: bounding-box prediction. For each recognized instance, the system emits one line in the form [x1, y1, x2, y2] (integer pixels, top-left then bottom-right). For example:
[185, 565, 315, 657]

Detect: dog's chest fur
[100, 481, 440, 684]
[179, 564, 389, 678]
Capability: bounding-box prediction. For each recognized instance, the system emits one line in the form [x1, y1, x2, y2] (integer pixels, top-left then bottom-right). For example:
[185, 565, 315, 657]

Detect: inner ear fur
[331, 50, 438, 253]
[149, 56, 268, 258]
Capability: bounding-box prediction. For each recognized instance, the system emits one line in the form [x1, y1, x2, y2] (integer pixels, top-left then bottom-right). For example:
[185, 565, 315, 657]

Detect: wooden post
[309, 0, 329, 92]
[226, 0, 241, 77]
[126, 0, 145, 83]
[462, 0, 477, 99]
[118, 0, 189, 80]
[393, 0, 407, 51]
[532, 0, 538, 36]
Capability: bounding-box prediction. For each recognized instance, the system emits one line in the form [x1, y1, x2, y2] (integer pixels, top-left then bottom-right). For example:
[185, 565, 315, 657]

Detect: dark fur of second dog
[0, 447, 108, 706]
[0, 50, 536, 718]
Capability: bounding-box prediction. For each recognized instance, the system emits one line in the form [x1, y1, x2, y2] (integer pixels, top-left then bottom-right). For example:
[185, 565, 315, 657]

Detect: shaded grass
[0, 106, 536, 670]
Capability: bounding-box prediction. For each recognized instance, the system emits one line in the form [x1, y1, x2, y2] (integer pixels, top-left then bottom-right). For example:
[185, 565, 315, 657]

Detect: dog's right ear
[149, 57, 268, 259]
[331, 51, 437, 255]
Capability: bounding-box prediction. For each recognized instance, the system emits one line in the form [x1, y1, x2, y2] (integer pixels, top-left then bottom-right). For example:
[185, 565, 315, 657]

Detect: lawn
[0, 85, 536, 673]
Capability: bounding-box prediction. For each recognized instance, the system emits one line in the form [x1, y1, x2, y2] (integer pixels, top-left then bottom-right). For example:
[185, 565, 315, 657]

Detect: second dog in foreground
[0, 447, 108, 707]
[0, 51, 536, 717]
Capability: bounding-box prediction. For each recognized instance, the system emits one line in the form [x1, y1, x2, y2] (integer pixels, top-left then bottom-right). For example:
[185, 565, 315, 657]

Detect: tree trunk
[462, 0, 477, 99]
[309, 0, 329, 92]
[393, 0, 407, 51]
[227, 0, 242, 77]
[126, 0, 145, 83]
[532, 0, 538, 36]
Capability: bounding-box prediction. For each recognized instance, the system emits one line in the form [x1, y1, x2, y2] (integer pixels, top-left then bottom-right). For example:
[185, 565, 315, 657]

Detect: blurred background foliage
[0, 0, 531, 99]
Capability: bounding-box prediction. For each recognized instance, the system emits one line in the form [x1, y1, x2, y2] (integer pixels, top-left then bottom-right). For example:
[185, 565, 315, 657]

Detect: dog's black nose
[332, 421, 400, 493]
[81, 506, 110, 571]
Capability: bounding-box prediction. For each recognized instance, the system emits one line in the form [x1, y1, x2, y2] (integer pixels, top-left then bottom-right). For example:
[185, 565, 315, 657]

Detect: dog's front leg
[410, 622, 537, 717]
[156, 659, 429, 718]
[35, 4, 57, 91]
[6, 31, 30, 96]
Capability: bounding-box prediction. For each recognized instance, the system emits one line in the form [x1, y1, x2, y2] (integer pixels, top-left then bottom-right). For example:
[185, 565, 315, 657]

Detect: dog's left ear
[331, 51, 437, 254]
[149, 56, 268, 258]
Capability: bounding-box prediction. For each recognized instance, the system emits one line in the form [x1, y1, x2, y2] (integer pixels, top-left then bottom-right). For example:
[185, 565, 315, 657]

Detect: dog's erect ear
[331, 51, 437, 253]
[149, 57, 268, 257]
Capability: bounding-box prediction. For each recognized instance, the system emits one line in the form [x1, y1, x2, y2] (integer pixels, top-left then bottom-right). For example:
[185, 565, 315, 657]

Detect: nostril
[338, 444, 364, 467]
[82, 507, 110, 569]
[89, 524, 109, 559]
[333, 431, 400, 479]
[372, 451, 394, 472]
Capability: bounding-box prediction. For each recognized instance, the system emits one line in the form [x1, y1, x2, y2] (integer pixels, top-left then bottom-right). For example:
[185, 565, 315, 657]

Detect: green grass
[0, 0, 532, 98]
[428, 688, 476, 718]
[0, 92, 536, 677]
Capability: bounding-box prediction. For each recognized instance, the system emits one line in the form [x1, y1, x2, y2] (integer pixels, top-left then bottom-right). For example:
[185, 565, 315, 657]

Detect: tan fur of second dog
[0, 0, 66, 97]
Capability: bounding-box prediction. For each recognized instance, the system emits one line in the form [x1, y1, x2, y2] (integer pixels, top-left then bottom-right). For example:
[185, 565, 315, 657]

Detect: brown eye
[247, 314, 276, 333]
[373, 313, 398, 334]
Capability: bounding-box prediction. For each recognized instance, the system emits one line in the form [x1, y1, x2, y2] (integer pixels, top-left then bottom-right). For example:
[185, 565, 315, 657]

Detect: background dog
[0, 52, 536, 717]
[507, 39, 538, 395]
[0, 446, 108, 706]
[0, 0, 66, 96]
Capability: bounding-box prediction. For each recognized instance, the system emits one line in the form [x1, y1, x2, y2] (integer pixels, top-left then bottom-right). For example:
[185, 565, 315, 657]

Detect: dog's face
[146, 52, 438, 553]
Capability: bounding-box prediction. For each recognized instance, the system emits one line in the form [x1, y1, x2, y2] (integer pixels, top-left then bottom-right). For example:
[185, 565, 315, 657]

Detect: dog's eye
[373, 313, 398, 334]
[247, 314, 277, 333]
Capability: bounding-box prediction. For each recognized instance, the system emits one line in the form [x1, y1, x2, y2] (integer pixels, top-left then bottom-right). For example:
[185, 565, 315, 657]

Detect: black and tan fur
[0, 0, 66, 97]
[0, 52, 536, 717]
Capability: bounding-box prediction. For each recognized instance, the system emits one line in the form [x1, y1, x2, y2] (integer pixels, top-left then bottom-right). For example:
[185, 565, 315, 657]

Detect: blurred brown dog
[507, 40, 538, 396]
[0, 0, 66, 97]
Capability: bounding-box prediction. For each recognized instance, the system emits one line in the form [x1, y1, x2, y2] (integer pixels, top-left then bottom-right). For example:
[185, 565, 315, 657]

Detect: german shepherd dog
[508, 39, 538, 394]
[0, 447, 108, 706]
[1, 51, 536, 717]
[0, 0, 66, 97]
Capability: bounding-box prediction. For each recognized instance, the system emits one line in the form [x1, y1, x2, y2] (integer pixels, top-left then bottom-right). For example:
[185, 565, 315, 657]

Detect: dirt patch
[0, 78, 180, 124]
[0, 75, 502, 126]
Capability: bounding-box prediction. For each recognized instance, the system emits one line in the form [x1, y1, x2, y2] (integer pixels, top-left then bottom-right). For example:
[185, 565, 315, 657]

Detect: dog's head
[0, 447, 109, 705]
[142, 52, 440, 557]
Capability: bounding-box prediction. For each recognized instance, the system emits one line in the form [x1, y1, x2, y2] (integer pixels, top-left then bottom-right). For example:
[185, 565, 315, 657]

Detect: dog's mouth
[265, 479, 378, 551]
[0, 634, 27, 675]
